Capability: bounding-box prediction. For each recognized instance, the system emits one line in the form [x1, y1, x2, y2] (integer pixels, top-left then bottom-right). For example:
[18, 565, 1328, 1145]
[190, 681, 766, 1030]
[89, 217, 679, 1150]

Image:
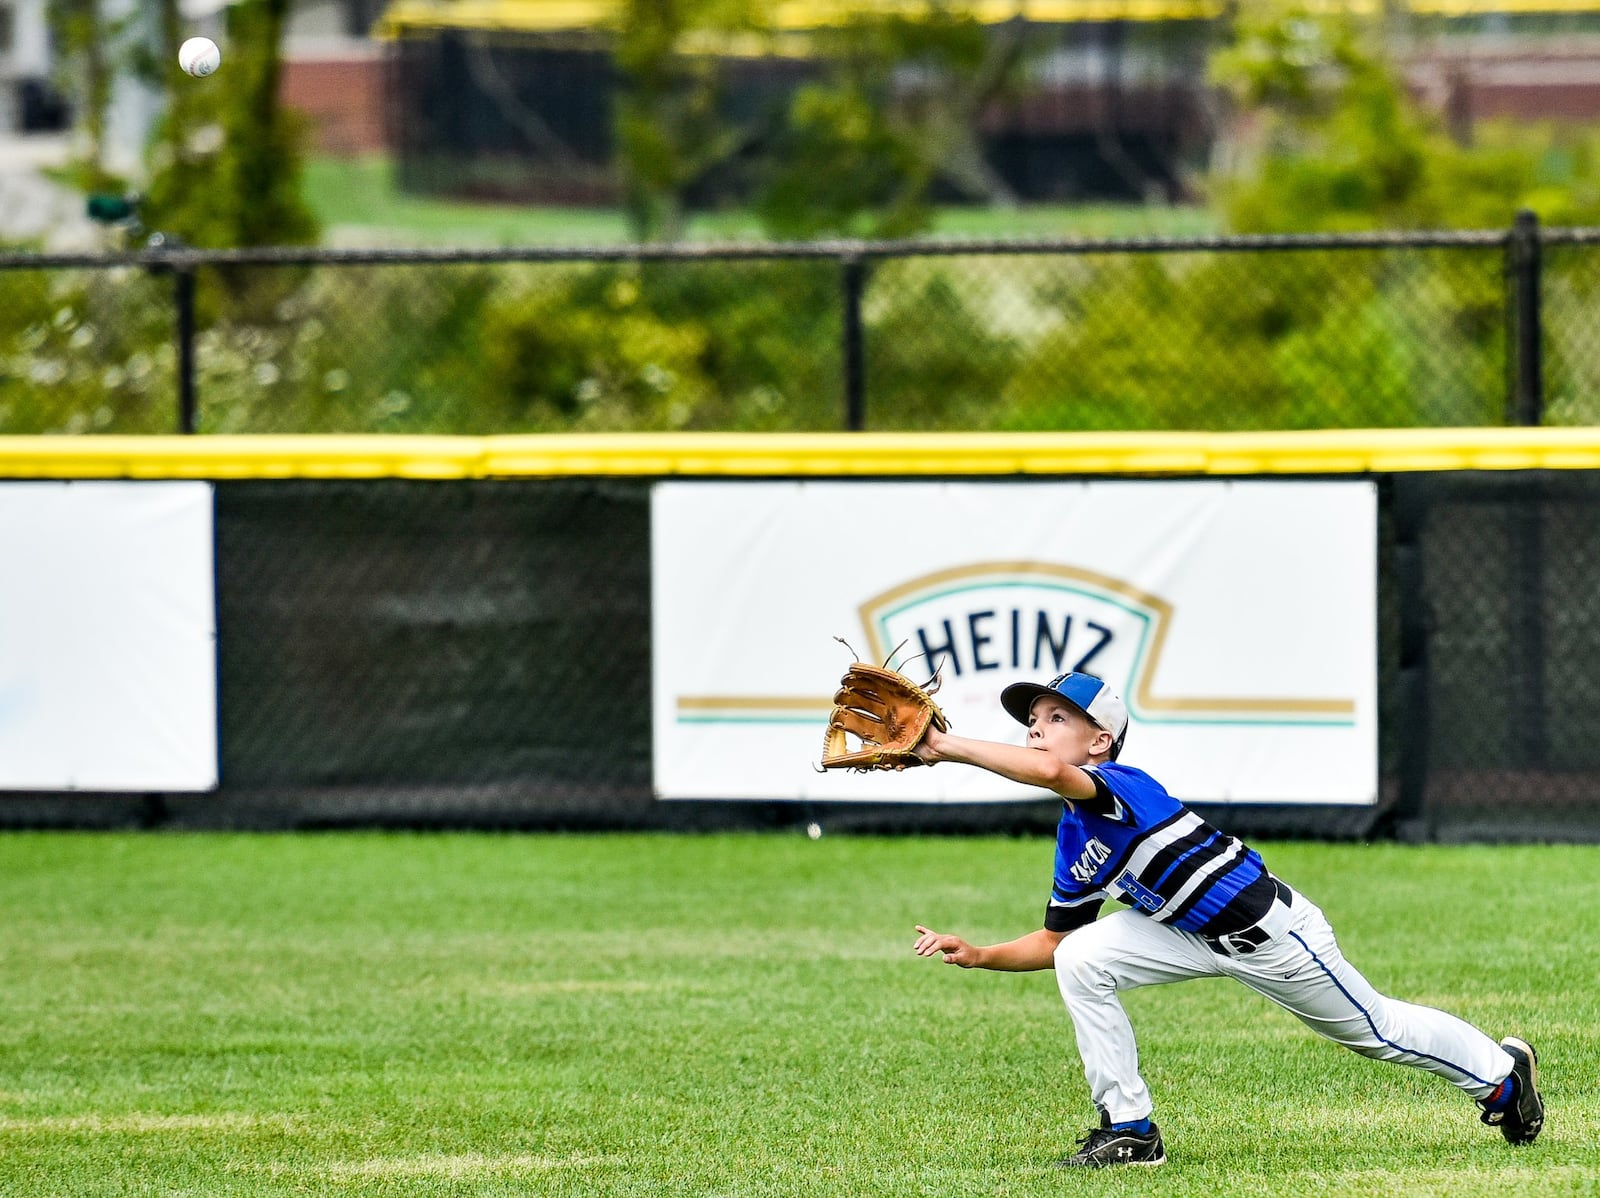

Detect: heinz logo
[826, 559, 1353, 741]
[856, 563, 1147, 710]
[909, 609, 1112, 677]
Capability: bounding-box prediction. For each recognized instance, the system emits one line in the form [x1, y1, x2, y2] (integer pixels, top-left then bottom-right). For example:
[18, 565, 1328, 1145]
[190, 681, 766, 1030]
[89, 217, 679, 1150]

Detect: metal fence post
[174, 267, 198, 434]
[1508, 208, 1543, 427]
[841, 253, 866, 431]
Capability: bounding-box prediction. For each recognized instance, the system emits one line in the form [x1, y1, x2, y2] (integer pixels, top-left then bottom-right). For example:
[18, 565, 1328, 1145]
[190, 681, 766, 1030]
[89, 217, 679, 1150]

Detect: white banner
[653, 480, 1377, 805]
[0, 482, 218, 791]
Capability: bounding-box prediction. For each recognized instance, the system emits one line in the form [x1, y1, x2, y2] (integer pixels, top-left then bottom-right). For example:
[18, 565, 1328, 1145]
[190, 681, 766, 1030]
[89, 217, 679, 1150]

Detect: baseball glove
[821, 658, 950, 771]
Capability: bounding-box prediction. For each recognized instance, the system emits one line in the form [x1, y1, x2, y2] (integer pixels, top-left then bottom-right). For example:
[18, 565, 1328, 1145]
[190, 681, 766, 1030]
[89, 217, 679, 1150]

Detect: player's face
[1026, 695, 1107, 764]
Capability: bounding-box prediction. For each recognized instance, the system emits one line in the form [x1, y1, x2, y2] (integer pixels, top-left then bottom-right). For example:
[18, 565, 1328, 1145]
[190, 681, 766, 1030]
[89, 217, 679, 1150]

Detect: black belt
[1200, 878, 1291, 957]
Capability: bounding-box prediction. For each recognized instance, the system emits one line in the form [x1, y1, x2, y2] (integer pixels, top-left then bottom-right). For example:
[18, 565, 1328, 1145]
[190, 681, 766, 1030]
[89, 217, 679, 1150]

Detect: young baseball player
[909, 671, 1544, 1168]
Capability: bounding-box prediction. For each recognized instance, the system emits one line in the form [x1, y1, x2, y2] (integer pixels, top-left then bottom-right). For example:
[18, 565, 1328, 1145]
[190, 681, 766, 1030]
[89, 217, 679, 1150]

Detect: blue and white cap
[1000, 672, 1129, 760]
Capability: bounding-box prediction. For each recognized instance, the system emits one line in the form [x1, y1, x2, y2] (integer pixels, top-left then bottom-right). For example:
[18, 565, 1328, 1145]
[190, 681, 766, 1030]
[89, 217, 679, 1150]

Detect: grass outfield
[302, 156, 1221, 247]
[0, 833, 1593, 1197]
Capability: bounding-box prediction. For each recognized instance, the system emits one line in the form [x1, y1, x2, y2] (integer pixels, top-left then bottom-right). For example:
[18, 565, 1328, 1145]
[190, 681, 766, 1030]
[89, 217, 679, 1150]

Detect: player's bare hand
[913, 924, 980, 967]
[913, 726, 946, 764]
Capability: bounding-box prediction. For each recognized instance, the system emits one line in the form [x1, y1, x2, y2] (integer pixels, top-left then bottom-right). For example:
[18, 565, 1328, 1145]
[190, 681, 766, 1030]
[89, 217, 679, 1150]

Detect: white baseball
[178, 37, 221, 77]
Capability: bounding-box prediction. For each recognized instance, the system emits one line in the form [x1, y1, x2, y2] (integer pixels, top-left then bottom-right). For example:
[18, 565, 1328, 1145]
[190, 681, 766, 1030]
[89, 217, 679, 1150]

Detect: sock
[1482, 1077, 1515, 1111]
[1111, 1117, 1153, 1135]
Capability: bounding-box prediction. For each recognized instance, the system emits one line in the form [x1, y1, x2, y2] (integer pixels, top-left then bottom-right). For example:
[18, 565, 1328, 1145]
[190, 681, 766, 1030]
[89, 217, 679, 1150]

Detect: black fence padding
[1402, 471, 1600, 842]
[212, 479, 654, 817]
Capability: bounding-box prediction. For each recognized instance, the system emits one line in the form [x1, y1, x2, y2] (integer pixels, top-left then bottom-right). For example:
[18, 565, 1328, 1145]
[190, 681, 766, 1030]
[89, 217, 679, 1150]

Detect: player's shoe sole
[1480, 1036, 1543, 1145]
[1496, 1037, 1544, 1145]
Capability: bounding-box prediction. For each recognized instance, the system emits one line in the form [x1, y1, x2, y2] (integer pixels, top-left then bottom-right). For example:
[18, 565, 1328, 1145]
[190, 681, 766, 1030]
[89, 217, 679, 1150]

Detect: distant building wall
[281, 43, 390, 154]
[2, 0, 51, 76]
[1408, 37, 1600, 126]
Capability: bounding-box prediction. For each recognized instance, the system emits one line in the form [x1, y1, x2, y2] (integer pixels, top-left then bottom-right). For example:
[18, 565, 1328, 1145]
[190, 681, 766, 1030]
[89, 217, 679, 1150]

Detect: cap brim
[1001, 681, 1095, 727]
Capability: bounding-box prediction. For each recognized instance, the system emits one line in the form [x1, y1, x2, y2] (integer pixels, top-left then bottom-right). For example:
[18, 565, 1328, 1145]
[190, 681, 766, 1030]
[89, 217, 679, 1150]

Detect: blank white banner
[0, 482, 217, 791]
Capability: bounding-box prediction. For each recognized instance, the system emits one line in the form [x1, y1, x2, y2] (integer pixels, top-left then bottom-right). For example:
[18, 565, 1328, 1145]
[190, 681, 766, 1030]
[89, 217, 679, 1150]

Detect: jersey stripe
[1147, 829, 1234, 900]
[1096, 809, 1201, 888]
[1138, 826, 1217, 893]
[1153, 840, 1247, 924]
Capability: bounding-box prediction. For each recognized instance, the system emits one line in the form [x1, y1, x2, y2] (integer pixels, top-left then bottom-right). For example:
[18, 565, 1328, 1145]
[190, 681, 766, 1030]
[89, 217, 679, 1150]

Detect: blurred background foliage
[8, 1, 1600, 434]
[1209, 7, 1600, 232]
[140, 0, 320, 254]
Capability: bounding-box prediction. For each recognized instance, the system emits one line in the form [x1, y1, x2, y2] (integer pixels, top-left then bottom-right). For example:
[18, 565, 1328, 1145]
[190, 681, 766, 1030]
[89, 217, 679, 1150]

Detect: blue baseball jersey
[1045, 761, 1275, 936]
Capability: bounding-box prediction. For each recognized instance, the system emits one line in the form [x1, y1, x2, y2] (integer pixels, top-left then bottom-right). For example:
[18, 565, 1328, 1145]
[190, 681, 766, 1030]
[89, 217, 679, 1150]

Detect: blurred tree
[47, 0, 122, 193]
[756, 6, 1031, 240]
[612, 0, 1033, 242]
[140, 0, 319, 249]
[613, 0, 765, 242]
[1208, 3, 1600, 231]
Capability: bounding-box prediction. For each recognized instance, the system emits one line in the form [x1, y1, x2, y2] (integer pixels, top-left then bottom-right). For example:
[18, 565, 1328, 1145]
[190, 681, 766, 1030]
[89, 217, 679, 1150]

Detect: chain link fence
[1392, 471, 1600, 842]
[4, 217, 1596, 437]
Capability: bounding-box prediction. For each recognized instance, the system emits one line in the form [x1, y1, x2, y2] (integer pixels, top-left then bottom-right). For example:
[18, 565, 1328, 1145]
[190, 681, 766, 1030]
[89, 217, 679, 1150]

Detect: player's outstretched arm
[913, 925, 1067, 972]
[913, 726, 1097, 801]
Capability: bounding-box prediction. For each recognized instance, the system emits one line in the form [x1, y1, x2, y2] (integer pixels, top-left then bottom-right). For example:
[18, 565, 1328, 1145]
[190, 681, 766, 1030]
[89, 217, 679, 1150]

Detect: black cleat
[1055, 1123, 1166, 1168]
[1479, 1037, 1544, 1146]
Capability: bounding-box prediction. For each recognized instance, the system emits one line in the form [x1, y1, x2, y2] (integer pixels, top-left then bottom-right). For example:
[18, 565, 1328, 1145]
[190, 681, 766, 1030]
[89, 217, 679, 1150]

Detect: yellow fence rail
[378, 0, 1600, 35]
[7, 429, 1600, 480]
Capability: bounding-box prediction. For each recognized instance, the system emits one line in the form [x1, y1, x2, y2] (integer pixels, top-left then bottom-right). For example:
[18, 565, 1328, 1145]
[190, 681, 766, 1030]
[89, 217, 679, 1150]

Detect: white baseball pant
[1053, 885, 1515, 1123]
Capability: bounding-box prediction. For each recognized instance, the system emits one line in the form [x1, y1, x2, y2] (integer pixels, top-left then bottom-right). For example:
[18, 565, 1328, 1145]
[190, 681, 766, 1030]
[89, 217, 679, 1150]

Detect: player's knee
[1054, 933, 1114, 997]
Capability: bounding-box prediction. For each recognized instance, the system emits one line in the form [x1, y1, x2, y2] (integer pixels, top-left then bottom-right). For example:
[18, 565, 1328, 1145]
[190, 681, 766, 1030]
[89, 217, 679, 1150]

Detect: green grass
[302, 154, 1220, 247]
[0, 833, 1593, 1196]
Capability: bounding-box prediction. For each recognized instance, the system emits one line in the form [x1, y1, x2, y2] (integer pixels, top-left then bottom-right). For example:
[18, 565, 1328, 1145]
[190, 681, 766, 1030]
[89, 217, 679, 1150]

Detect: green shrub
[991, 249, 1506, 432]
[196, 265, 498, 433]
[189, 259, 848, 434]
[862, 259, 1021, 429]
[479, 268, 718, 432]
[0, 267, 179, 434]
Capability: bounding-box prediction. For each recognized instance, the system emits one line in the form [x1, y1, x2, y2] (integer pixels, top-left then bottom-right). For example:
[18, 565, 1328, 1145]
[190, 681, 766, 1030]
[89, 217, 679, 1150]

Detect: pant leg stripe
[1287, 931, 1499, 1087]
